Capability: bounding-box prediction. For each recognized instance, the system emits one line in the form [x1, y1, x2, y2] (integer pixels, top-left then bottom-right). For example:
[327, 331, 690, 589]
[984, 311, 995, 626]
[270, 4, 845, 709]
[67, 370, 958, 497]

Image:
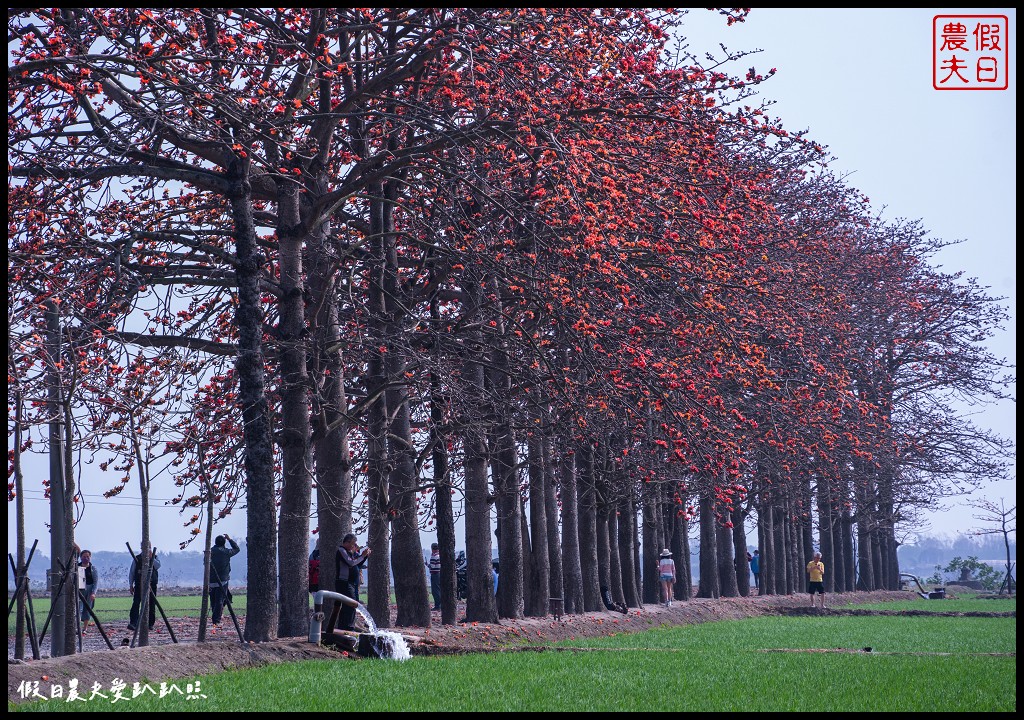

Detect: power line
[16, 490, 208, 508]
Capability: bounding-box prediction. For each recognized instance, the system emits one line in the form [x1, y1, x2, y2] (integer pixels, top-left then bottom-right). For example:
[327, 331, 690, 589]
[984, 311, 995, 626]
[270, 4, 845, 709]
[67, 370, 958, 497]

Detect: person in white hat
[658, 549, 676, 607]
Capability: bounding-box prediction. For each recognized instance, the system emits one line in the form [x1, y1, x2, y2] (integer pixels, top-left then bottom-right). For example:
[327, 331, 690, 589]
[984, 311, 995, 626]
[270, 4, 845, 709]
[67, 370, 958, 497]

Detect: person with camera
[336, 534, 371, 631]
[806, 551, 826, 609]
[209, 533, 240, 629]
[427, 543, 442, 611]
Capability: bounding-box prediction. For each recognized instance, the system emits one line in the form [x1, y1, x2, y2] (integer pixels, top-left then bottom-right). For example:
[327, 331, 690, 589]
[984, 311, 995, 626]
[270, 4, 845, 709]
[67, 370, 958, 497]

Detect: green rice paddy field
[10, 596, 1015, 712]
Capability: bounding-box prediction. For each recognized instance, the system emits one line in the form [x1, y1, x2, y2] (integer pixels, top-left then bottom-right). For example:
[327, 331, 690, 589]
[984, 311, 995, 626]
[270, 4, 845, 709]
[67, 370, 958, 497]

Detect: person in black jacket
[77, 549, 99, 632]
[128, 550, 160, 632]
[336, 534, 371, 631]
[209, 534, 240, 627]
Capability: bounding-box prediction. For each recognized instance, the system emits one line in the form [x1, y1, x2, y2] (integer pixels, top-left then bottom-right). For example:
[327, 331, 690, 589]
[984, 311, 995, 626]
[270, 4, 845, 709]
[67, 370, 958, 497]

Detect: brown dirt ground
[5, 589, 946, 704]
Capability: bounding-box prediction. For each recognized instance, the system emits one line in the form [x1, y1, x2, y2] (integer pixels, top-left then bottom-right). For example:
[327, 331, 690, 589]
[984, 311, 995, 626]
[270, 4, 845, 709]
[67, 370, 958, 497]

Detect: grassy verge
[12, 600, 1015, 712]
[843, 597, 1015, 613]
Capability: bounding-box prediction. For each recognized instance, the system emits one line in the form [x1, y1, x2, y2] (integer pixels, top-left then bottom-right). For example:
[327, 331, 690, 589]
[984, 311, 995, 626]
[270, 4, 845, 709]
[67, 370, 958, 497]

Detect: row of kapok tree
[9, 8, 1011, 642]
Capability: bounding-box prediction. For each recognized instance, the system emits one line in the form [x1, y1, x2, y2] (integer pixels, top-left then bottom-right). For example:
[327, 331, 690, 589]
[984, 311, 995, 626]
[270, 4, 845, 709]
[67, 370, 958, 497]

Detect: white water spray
[356, 603, 411, 661]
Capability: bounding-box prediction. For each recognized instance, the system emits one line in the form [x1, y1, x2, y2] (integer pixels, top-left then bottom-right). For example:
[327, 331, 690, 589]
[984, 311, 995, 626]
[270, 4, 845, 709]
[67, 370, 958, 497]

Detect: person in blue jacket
[750, 550, 761, 594]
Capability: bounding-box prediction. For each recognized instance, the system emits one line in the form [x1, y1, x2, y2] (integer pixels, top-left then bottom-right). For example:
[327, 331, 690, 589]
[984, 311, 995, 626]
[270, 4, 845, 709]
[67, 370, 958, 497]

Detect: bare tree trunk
[543, 437, 563, 610]
[310, 260, 352, 603]
[429, 361, 458, 625]
[641, 491, 660, 604]
[230, 176, 277, 642]
[365, 349, 391, 628]
[560, 444, 584, 614]
[818, 474, 835, 593]
[760, 491, 775, 596]
[198, 480, 214, 642]
[60, 392, 77, 653]
[461, 275, 497, 624]
[731, 505, 750, 597]
[131, 418, 152, 648]
[607, 500, 625, 606]
[617, 493, 641, 607]
[697, 489, 720, 598]
[525, 426, 549, 617]
[577, 443, 601, 611]
[717, 511, 739, 598]
[13, 386, 27, 659]
[856, 492, 875, 591]
[275, 186, 313, 638]
[492, 417, 523, 620]
[596, 487, 611, 592]
[45, 302, 71, 656]
[520, 504, 534, 615]
[772, 505, 787, 595]
[673, 500, 692, 601]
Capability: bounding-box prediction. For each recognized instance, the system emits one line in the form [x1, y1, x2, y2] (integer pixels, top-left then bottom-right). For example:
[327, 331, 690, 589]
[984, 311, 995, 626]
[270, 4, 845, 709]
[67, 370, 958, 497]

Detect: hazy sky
[9, 8, 1016, 554]
[676, 8, 1016, 541]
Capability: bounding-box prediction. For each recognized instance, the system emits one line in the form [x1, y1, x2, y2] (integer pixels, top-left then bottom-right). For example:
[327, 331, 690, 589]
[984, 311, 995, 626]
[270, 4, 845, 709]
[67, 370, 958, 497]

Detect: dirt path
[7, 590, 920, 704]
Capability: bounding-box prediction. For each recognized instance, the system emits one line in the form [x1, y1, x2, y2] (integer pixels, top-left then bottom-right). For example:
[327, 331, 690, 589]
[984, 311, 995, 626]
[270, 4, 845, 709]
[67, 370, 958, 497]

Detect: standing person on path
[428, 543, 442, 611]
[308, 538, 320, 594]
[750, 550, 761, 595]
[658, 549, 676, 607]
[806, 551, 826, 609]
[336, 534, 371, 631]
[128, 549, 160, 632]
[77, 549, 99, 632]
[209, 534, 240, 629]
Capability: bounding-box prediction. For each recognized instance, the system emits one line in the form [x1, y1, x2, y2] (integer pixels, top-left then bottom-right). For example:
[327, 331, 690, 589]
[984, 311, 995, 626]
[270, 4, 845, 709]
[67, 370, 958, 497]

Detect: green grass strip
[12, 608, 1014, 712]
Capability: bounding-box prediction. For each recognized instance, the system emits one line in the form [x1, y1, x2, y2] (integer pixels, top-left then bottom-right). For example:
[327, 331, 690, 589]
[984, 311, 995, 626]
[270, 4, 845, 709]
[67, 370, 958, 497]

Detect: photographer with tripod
[209, 534, 240, 630]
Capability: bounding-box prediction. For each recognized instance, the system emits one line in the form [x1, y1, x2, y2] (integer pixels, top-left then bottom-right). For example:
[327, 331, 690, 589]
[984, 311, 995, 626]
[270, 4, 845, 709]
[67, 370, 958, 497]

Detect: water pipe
[309, 590, 359, 643]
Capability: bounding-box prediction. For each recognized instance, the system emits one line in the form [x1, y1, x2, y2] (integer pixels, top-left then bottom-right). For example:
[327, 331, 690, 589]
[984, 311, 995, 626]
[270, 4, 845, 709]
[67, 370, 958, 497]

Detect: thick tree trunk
[543, 437, 563, 610]
[717, 511, 739, 598]
[525, 427, 549, 617]
[276, 187, 313, 638]
[596, 490, 611, 592]
[365, 350, 392, 628]
[461, 275, 498, 624]
[641, 491, 660, 604]
[607, 501, 625, 606]
[13, 389, 27, 659]
[772, 505, 787, 594]
[560, 445, 584, 614]
[577, 443, 601, 611]
[429, 367, 458, 625]
[310, 257, 352, 601]
[492, 417, 523, 619]
[818, 476, 836, 594]
[673, 502, 692, 601]
[386, 375, 430, 627]
[61, 398, 77, 654]
[520, 504, 534, 615]
[760, 491, 775, 596]
[487, 276, 523, 621]
[379, 187, 429, 628]
[617, 493, 641, 608]
[731, 505, 750, 597]
[45, 303, 72, 656]
[800, 473, 814, 574]
[697, 490, 720, 598]
[856, 485, 875, 591]
[230, 177, 277, 642]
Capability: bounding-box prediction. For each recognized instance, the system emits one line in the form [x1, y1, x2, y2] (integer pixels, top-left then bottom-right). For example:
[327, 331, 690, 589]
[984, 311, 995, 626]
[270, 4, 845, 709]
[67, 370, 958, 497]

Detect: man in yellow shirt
[806, 552, 826, 609]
